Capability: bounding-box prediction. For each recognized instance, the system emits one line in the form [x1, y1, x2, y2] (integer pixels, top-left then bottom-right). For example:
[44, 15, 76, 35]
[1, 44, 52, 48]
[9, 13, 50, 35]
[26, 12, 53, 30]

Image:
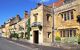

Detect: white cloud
[40, 0, 49, 3]
[33, 0, 55, 3]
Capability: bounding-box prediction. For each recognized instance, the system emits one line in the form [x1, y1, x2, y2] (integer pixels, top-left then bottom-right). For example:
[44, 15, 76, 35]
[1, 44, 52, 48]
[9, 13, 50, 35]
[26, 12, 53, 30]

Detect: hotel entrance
[33, 31, 39, 44]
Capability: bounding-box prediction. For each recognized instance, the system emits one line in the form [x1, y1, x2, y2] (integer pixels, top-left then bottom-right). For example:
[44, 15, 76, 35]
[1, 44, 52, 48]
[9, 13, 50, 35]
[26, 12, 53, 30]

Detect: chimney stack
[24, 11, 28, 19]
[37, 3, 42, 7]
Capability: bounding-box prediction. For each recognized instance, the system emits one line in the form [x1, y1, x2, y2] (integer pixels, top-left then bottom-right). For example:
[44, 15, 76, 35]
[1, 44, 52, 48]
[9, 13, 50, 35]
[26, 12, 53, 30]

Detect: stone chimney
[16, 14, 21, 22]
[37, 3, 42, 7]
[24, 11, 28, 19]
[16, 14, 20, 18]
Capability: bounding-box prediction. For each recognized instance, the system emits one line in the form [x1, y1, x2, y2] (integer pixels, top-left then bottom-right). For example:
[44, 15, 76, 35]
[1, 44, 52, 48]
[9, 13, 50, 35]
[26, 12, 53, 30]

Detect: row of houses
[0, 0, 80, 45]
[0, 11, 30, 39]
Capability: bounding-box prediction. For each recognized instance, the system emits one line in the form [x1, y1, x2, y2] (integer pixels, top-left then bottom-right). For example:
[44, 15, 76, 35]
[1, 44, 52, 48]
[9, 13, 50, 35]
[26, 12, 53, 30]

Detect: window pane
[64, 13, 67, 21]
[71, 11, 74, 19]
[60, 31, 63, 37]
[61, 14, 63, 18]
[46, 14, 51, 22]
[47, 32, 51, 38]
[63, 30, 65, 37]
[73, 30, 76, 37]
[66, 30, 69, 37]
[70, 30, 72, 37]
[33, 13, 38, 22]
[67, 11, 69, 20]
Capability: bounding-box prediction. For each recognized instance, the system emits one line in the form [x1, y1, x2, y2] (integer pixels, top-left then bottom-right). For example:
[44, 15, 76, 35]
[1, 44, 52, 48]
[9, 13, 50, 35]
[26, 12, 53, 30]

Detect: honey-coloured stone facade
[53, 0, 80, 43]
[30, 4, 53, 44]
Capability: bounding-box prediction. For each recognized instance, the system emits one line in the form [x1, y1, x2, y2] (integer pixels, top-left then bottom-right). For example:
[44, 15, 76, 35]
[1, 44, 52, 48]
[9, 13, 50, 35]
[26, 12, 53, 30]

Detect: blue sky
[0, 0, 57, 26]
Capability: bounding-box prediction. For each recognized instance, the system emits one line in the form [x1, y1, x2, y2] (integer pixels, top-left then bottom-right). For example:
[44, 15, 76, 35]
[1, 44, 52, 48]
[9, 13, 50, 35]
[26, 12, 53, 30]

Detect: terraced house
[16, 11, 30, 39]
[0, 11, 30, 40]
[30, 3, 53, 44]
[2, 15, 21, 38]
[1, 0, 80, 45]
[0, 25, 5, 37]
[53, 0, 80, 44]
[0, 26, 2, 37]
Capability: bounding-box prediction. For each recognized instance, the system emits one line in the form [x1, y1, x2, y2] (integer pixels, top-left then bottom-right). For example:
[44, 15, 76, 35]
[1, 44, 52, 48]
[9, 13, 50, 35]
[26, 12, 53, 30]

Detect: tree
[27, 18, 30, 40]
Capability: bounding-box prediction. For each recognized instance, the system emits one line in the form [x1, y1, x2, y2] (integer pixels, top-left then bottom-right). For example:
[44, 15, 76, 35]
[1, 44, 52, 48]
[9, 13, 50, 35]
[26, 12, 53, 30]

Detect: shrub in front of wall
[11, 33, 19, 39]
[78, 34, 80, 44]
[55, 36, 61, 42]
[38, 25, 42, 31]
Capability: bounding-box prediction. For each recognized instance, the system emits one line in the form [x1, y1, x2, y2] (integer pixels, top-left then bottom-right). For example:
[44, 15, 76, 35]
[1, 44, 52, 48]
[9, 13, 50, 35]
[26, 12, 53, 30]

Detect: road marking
[5, 39, 34, 50]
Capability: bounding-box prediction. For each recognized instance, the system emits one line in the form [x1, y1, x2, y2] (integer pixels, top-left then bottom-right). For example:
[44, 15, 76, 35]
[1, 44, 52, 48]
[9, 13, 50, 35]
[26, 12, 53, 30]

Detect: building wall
[30, 5, 43, 44]
[0, 28, 2, 37]
[2, 28, 6, 37]
[5, 23, 10, 38]
[43, 6, 53, 43]
[53, 0, 80, 43]
[30, 4, 53, 44]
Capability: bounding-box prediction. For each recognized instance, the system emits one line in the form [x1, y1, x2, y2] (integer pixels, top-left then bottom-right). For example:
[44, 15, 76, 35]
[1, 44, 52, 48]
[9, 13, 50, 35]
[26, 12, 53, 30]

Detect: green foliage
[77, 15, 80, 44]
[38, 25, 42, 31]
[27, 18, 30, 40]
[55, 36, 61, 41]
[20, 33, 24, 38]
[78, 34, 80, 44]
[10, 33, 19, 39]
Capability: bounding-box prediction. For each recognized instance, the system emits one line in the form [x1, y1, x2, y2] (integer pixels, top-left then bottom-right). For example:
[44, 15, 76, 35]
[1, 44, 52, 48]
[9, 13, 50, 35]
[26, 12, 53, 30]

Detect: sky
[0, 0, 57, 26]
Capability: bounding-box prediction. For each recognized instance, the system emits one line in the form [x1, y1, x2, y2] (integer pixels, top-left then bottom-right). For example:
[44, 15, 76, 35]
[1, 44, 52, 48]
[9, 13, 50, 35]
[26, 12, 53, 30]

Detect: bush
[55, 36, 61, 42]
[10, 33, 19, 39]
[38, 25, 42, 31]
[78, 34, 80, 44]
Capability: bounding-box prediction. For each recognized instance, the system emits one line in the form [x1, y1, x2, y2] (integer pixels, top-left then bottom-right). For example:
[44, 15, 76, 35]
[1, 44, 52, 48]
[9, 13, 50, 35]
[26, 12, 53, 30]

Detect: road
[0, 37, 79, 50]
[0, 38, 32, 50]
[0, 38, 65, 50]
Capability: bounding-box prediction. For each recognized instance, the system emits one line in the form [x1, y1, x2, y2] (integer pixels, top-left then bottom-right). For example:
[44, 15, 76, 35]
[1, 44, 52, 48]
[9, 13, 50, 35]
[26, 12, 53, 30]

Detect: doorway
[33, 31, 39, 44]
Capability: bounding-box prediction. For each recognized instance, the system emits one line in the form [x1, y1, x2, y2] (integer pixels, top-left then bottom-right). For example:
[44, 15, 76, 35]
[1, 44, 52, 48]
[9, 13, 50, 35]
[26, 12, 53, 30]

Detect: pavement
[0, 37, 80, 50]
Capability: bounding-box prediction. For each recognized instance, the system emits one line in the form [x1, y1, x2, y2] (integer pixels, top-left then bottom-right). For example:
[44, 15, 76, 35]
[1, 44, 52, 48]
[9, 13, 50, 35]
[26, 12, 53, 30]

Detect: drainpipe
[51, 7, 54, 45]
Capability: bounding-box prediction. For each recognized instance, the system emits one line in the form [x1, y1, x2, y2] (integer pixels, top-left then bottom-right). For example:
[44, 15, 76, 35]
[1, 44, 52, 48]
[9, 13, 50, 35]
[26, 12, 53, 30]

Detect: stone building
[0, 25, 6, 37]
[1, 11, 29, 39]
[53, 0, 80, 44]
[30, 3, 53, 44]
[0, 26, 2, 37]
[4, 15, 21, 38]
[16, 11, 29, 39]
